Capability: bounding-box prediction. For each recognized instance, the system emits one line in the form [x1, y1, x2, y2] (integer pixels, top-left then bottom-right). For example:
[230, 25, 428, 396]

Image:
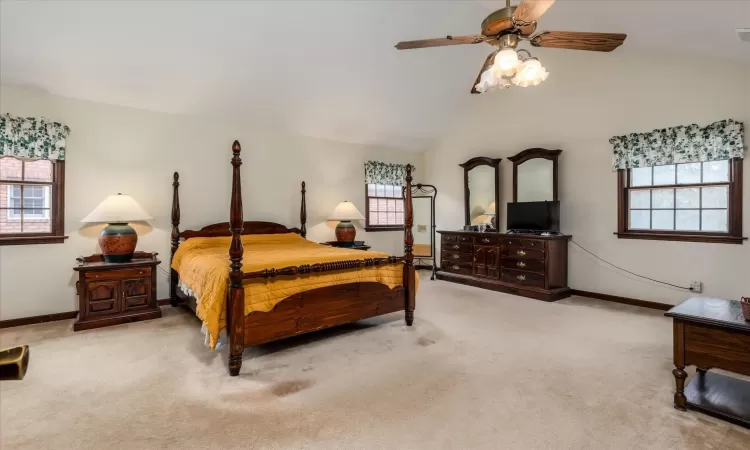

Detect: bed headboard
[180, 221, 302, 240]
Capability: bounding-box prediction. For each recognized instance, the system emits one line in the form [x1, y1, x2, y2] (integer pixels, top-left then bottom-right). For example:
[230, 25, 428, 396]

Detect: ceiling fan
[395, 0, 627, 93]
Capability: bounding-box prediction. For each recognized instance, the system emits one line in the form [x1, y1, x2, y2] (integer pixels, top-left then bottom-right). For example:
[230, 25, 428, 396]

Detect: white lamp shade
[485, 202, 497, 215]
[81, 194, 153, 223]
[330, 201, 365, 221]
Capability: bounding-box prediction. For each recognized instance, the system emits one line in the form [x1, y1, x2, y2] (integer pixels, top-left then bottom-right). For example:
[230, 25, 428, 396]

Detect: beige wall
[0, 86, 422, 320]
[424, 51, 750, 305]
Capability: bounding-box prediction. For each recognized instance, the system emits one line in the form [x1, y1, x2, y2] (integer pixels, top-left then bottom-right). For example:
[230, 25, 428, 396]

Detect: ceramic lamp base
[99, 222, 137, 263]
[335, 221, 356, 246]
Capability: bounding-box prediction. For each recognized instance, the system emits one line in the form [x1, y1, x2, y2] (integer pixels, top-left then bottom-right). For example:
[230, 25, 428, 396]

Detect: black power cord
[569, 238, 694, 292]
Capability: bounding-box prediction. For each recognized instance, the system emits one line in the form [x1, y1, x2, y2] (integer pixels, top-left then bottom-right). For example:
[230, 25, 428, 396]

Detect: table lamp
[81, 193, 153, 263]
[330, 201, 365, 246]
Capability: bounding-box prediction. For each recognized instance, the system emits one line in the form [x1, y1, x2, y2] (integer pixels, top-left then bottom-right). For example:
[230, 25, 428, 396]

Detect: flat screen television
[506, 201, 560, 232]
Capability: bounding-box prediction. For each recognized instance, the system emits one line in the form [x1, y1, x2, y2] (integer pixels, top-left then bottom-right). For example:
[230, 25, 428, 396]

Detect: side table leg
[673, 366, 687, 411]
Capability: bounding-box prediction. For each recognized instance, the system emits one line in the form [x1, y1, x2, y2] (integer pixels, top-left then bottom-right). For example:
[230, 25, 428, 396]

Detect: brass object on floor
[0, 345, 30, 380]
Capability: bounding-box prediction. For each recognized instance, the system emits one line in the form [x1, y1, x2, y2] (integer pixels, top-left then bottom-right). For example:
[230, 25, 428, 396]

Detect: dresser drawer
[442, 251, 473, 263]
[443, 242, 473, 254]
[441, 234, 458, 243]
[501, 258, 545, 273]
[441, 261, 473, 276]
[85, 267, 152, 281]
[475, 234, 500, 245]
[457, 235, 474, 244]
[501, 268, 545, 289]
[501, 238, 545, 250]
[502, 247, 545, 261]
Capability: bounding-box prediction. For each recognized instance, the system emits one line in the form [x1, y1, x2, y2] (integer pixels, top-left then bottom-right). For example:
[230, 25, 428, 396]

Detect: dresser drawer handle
[517, 261, 526, 268]
[452, 254, 459, 259]
[95, 274, 100, 279]
[452, 265, 460, 270]
[482, 238, 490, 243]
[517, 250, 526, 256]
[517, 274, 526, 281]
[452, 245, 460, 249]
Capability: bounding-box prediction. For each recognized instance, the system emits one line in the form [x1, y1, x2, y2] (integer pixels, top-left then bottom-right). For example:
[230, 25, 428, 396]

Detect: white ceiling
[2, 1, 749, 151]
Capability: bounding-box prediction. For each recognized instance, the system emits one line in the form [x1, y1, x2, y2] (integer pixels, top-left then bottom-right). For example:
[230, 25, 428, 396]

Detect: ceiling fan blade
[531, 31, 627, 52]
[395, 35, 486, 50]
[470, 51, 498, 94]
[513, 0, 556, 24]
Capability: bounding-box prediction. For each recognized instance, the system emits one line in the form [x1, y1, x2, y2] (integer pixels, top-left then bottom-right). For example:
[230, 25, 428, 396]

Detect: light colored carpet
[1, 277, 749, 450]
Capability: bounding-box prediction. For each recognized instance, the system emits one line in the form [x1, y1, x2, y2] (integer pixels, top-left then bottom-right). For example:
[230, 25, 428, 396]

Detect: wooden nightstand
[74, 252, 162, 331]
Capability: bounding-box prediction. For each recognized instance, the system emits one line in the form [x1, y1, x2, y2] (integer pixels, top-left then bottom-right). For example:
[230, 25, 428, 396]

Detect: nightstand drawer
[85, 267, 151, 281]
[88, 300, 118, 315]
[124, 296, 150, 310]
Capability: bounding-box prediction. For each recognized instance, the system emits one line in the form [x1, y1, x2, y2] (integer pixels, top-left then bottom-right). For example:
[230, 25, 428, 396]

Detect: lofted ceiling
[1, 1, 749, 151]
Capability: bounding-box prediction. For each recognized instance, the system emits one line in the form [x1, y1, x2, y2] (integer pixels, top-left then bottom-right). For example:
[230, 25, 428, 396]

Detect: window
[0, 156, 66, 245]
[616, 159, 744, 244]
[365, 183, 404, 231]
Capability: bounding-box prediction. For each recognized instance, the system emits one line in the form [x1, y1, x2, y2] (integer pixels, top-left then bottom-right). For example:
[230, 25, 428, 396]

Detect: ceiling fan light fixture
[512, 57, 548, 87]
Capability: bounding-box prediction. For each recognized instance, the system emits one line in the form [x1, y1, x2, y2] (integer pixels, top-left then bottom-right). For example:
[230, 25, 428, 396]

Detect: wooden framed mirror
[459, 157, 502, 229]
[508, 148, 562, 202]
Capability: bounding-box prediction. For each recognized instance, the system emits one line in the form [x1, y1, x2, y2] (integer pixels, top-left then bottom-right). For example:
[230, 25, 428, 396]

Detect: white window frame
[6, 185, 51, 221]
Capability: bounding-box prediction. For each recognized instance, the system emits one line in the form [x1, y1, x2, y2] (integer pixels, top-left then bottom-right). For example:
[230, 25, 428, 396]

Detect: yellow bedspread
[171, 233, 412, 349]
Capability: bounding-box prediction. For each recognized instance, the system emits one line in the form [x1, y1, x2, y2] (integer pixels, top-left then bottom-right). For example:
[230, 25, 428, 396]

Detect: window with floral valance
[364, 161, 414, 231]
[610, 119, 745, 244]
[0, 113, 70, 160]
[610, 119, 744, 170]
[0, 113, 70, 245]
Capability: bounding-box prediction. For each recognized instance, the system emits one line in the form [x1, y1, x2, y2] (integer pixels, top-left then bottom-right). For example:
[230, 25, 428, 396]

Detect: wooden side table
[74, 252, 162, 331]
[665, 296, 750, 428]
[323, 241, 371, 251]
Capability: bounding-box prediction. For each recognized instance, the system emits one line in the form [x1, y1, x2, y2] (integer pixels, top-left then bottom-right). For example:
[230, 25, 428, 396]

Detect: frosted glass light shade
[81, 194, 153, 223]
[491, 48, 520, 78]
[485, 202, 496, 215]
[329, 201, 364, 221]
[512, 58, 549, 87]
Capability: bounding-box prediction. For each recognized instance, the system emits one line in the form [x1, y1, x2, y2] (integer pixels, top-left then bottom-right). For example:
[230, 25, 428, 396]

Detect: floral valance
[610, 119, 744, 170]
[364, 161, 413, 186]
[0, 113, 70, 161]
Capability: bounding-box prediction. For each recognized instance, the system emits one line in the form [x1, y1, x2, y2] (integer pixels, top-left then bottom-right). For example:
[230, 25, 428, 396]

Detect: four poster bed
[169, 141, 417, 376]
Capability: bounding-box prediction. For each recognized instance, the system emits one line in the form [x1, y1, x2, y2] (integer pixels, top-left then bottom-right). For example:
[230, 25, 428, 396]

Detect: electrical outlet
[690, 281, 703, 293]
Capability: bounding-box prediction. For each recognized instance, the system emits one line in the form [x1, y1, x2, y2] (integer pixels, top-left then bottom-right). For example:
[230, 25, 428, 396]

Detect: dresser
[436, 231, 571, 301]
[74, 252, 162, 331]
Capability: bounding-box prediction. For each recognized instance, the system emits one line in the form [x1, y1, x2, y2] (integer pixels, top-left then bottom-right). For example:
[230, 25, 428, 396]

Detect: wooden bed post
[170, 172, 181, 307]
[228, 141, 245, 376]
[403, 164, 416, 326]
[300, 181, 307, 238]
